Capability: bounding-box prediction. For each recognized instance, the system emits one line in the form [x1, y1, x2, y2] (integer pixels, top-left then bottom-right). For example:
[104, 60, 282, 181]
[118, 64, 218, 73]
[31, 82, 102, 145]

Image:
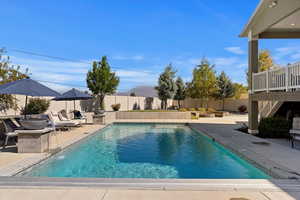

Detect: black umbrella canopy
[53, 88, 92, 101]
[0, 78, 61, 118]
[0, 78, 61, 97]
[53, 88, 92, 114]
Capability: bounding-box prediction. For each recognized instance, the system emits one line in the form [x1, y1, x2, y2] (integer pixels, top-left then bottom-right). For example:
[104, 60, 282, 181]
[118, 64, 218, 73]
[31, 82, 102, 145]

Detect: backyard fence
[0, 94, 248, 116]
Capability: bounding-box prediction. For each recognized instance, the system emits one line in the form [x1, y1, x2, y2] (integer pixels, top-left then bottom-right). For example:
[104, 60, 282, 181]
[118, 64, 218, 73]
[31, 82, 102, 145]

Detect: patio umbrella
[53, 88, 92, 114]
[0, 78, 61, 118]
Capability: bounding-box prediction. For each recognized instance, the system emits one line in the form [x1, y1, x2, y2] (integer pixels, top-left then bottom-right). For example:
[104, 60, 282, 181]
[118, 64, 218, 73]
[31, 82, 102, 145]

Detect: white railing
[252, 62, 300, 92]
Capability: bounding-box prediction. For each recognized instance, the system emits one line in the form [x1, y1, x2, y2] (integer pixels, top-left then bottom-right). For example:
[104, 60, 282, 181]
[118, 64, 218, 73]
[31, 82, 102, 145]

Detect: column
[248, 34, 259, 134]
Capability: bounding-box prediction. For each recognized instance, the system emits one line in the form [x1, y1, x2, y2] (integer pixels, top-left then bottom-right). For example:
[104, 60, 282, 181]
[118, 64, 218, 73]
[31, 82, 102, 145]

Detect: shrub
[179, 108, 187, 112]
[207, 108, 216, 113]
[167, 105, 178, 110]
[238, 105, 247, 113]
[133, 102, 140, 110]
[197, 107, 206, 112]
[145, 97, 154, 110]
[111, 103, 121, 111]
[21, 98, 50, 115]
[258, 117, 291, 138]
[188, 108, 196, 111]
[191, 112, 198, 120]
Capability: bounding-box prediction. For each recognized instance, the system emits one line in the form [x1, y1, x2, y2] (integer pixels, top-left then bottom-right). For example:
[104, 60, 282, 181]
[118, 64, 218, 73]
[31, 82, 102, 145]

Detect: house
[240, 0, 300, 134]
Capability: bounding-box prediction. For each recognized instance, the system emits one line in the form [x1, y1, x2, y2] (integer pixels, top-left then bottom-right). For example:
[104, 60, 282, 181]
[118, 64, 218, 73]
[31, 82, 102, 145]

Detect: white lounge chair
[289, 117, 300, 148]
[48, 112, 81, 130]
[58, 110, 86, 124]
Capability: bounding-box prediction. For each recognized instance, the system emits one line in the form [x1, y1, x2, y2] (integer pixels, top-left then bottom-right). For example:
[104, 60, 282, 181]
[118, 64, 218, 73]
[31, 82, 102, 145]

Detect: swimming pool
[23, 123, 270, 179]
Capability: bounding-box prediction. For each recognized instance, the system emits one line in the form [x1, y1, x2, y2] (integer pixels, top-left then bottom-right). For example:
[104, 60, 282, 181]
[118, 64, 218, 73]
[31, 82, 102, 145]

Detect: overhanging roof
[240, 0, 300, 39]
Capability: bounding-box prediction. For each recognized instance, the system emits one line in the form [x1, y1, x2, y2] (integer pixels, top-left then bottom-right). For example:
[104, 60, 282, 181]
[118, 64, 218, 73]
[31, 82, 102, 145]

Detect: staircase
[259, 101, 283, 119]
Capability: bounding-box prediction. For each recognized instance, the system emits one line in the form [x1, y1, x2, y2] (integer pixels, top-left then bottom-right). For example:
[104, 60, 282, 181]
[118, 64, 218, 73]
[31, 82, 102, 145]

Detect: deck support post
[248, 34, 259, 134]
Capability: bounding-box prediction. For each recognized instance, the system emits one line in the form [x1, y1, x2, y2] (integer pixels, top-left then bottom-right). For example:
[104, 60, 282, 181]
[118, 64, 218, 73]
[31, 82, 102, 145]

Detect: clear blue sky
[1, 0, 300, 92]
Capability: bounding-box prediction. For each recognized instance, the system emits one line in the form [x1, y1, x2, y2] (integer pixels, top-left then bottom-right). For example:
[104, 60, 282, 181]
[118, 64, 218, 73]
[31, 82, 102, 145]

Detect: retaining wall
[116, 112, 191, 120]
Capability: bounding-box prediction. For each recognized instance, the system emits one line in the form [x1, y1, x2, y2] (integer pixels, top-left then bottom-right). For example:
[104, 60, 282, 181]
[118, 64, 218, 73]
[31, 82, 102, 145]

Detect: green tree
[187, 58, 217, 108]
[86, 56, 119, 111]
[233, 83, 248, 99]
[214, 71, 234, 110]
[0, 48, 29, 112]
[155, 64, 177, 110]
[174, 77, 186, 108]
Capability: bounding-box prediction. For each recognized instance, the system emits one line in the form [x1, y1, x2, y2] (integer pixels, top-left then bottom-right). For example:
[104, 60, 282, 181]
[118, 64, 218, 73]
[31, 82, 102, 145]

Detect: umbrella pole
[24, 96, 28, 119]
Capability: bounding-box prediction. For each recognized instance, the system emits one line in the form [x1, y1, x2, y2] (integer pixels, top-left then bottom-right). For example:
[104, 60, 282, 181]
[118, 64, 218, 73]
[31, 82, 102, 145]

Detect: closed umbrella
[53, 88, 92, 117]
[0, 78, 61, 118]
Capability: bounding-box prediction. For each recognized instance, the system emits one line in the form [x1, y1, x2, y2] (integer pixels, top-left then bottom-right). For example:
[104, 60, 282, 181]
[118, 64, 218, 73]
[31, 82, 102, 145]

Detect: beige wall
[174, 97, 248, 112]
[0, 95, 172, 116]
[0, 94, 248, 116]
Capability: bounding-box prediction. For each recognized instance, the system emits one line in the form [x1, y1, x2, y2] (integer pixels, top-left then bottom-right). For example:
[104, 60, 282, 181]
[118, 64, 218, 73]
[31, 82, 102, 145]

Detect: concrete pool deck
[0, 178, 299, 199]
[1, 115, 300, 199]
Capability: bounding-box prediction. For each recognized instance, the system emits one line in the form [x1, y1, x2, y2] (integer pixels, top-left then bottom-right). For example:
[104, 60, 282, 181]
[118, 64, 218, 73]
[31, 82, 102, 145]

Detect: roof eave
[239, 0, 267, 38]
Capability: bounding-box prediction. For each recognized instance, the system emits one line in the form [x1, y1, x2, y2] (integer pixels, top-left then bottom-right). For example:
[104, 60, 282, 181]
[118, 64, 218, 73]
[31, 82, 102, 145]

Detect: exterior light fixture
[291, 23, 296, 26]
[268, 0, 278, 8]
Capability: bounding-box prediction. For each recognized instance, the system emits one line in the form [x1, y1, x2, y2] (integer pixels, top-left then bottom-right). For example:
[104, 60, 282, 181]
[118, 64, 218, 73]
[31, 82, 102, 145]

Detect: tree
[246, 49, 274, 86]
[0, 48, 28, 112]
[259, 50, 273, 72]
[233, 83, 248, 99]
[130, 92, 136, 96]
[174, 77, 186, 108]
[187, 58, 217, 108]
[155, 64, 177, 110]
[86, 56, 119, 112]
[214, 71, 234, 110]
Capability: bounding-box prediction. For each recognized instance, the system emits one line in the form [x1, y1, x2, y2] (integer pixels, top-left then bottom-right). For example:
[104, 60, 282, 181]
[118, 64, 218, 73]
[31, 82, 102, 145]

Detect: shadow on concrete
[0, 145, 17, 153]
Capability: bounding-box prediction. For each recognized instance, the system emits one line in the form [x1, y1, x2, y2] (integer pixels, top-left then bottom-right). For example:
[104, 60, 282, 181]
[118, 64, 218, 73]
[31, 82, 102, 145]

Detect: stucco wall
[0, 94, 248, 116]
[0, 95, 172, 116]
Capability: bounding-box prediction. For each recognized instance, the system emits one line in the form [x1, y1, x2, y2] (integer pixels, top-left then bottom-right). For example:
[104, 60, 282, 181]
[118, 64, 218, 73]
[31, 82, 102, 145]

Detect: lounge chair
[1, 118, 54, 148]
[73, 110, 87, 122]
[289, 117, 300, 148]
[1, 119, 19, 148]
[48, 112, 81, 130]
[58, 110, 86, 124]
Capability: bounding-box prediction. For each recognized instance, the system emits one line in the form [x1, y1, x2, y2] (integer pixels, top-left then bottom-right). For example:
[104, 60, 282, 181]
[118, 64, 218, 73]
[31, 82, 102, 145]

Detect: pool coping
[0, 177, 299, 192]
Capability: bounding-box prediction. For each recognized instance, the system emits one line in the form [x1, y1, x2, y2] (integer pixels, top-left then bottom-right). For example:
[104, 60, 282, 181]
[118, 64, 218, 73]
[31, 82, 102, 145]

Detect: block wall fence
[0, 95, 248, 116]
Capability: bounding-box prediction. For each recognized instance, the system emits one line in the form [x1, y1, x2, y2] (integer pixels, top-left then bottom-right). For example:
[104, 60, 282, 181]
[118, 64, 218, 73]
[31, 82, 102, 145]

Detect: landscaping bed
[116, 108, 231, 120]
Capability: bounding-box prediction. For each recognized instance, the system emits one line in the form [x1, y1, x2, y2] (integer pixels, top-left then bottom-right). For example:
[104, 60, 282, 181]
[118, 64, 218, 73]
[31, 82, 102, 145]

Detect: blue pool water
[24, 123, 270, 179]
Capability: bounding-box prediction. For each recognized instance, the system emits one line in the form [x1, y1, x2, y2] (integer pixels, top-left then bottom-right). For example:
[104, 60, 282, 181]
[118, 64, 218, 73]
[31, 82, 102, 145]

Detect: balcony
[253, 62, 300, 93]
